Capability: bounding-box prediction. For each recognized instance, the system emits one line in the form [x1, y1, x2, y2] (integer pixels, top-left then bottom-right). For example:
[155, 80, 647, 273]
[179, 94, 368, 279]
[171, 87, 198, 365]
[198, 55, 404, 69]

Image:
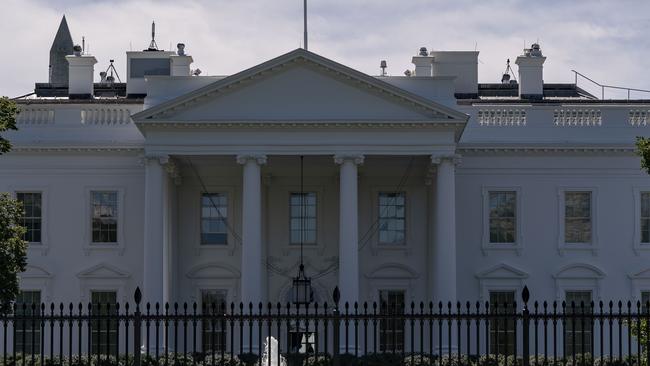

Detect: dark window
[489, 291, 516, 354]
[379, 290, 405, 352]
[565, 192, 592, 243]
[641, 193, 650, 243]
[378, 192, 406, 245]
[129, 58, 170, 78]
[91, 291, 118, 355]
[202, 290, 227, 353]
[564, 291, 593, 356]
[201, 193, 228, 245]
[91, 191, 118, 243]
[489, 191, 516, 243]
[14, 291, 41, 354]
[16, 192, 42, 243]
[290, 192, 317, 245]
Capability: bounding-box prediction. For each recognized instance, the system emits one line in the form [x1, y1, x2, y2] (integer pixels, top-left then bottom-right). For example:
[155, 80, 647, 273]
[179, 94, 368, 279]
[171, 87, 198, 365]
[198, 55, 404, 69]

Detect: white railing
[629, 110, 650, 126]
[81, 107, 132, 125]
[553, 109, 601, 126]
[16, 107, 55, 125]
[477, 109, 527, 126]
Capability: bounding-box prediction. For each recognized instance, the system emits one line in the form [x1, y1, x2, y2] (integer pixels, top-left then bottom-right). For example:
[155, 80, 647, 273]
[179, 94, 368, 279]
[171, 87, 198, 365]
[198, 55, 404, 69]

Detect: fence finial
[522, 285, 530, 304]
[333, 286, 340, 304]
[134, 287, 142, 304]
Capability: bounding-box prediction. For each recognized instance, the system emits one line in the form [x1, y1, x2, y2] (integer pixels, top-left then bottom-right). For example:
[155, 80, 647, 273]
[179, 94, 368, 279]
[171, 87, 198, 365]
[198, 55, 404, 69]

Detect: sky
[2, 0, 650, 99]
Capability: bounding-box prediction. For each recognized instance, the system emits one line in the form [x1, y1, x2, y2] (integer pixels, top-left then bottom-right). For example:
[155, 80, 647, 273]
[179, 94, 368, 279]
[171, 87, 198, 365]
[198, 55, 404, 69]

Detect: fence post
[522, 286, 530, 366]
[133, 287, 142, 366]
[333, 287, 341, 366]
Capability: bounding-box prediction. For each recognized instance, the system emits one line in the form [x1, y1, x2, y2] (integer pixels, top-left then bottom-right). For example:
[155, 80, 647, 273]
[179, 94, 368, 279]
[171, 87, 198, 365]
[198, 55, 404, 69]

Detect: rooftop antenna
[380, 60, 387, 76]
[82, 36, 85, 54]
[303, 0, 308, 50]
[501, 58, 517, 84]
[104, 59, 122, 83]
[148, 20, 159, 51]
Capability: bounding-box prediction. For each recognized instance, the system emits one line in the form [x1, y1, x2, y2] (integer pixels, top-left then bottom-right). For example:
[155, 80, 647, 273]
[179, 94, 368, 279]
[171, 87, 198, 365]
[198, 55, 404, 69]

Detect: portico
[133, 48, 468, 308]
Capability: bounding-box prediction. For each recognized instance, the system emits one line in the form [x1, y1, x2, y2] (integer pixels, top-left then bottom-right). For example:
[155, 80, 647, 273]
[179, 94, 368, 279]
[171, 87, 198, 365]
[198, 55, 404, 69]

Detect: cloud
[2, 0, 650, 98]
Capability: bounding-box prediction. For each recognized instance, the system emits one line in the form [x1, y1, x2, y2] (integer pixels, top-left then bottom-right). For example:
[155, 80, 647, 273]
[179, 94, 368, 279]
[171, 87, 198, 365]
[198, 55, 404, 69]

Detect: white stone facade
[3, 45, 650, 312]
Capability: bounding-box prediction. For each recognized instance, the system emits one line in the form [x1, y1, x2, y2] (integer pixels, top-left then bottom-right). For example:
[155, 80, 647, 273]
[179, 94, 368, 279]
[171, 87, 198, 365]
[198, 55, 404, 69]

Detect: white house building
[4, 18, 650, 354]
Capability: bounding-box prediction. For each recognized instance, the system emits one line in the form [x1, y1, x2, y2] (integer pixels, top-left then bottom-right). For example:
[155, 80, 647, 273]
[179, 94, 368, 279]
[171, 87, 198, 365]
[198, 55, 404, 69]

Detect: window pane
[564, 192, 592, 243]
[378, 192, 406, 245]
[379, 290, 405, 352]
[202, 290, 227, 353]
[201, 193, 228, 245]
[14, 291, 41, 354]
[565, 291, 593, 356]
[489, 291, 515, 355]
[17, 193, 42, 243]
[289, 192, 317, 245]
[91, 191, 118, 243]
[488, 192, 517, 244]
[90, 291, 118, 355]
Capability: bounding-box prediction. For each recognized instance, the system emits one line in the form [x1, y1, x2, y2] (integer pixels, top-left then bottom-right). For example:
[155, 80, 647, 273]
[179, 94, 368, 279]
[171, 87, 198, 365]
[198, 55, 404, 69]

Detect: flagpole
[303, 0, 308, 50]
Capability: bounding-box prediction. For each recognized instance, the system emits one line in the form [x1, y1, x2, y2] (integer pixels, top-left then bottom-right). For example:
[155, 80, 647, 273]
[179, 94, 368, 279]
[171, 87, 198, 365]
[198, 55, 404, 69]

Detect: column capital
[141, 154, 170, 166]
[236, 154, 268, 166]
[334, 154, 364, 166]
[430, 153, 462, 166]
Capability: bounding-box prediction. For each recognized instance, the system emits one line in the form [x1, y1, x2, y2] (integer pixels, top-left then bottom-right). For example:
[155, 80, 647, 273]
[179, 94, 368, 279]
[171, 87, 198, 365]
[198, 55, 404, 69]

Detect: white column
[334, 154, 364, 305]
[237, 154, 267, 306]
[431, 154, 460, 303]
[143, 156, 168, 306]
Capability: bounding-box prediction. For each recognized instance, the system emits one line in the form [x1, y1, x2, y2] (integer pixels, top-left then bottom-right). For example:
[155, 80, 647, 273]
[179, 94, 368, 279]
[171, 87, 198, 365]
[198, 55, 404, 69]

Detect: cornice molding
[458, 146, 635, 154]
[431, 153, 462, 165]
[10, 146, 144, 153]
[135, 120, 464, 129]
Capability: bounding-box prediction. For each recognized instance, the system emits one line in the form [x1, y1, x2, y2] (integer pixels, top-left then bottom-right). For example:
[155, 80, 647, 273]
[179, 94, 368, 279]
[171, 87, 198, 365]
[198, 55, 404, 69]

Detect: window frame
[488, 290, 517, 355]
[377, 191, 407, 246]
[633, 187, 650, 255]
[84, 187, 125, 254]
[90, 290, 118, 355]
[200, 289, 228, 353]
[13, 290, 42, 355]
[563, 290, 594, 356]
[481, 187, 523, 255]
[288, 191, 318, 246]
[11, 188, 49, 255]
[557, 187, 598, 255]
[200, 192, 230, 246]
[378, 289, 406, 353]
[194, 187, 237, 255]
[370, 187, 413, 254]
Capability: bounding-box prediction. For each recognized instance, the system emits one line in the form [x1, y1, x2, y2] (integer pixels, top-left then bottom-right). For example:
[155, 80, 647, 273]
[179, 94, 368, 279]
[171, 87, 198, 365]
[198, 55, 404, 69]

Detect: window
[201, 193, 228, 245]
[564, 192, 592, 243]
[489, 291, 515, 354]
[91, 291, 118, 355]
[16, 193, 42, 243]
[378, 192, 406, 245]
[289, 192, 317, 245]
[489, 192, 516, 243]
[564, 291, 593, 356]
[379, 290, 405, 352]
[14, 291, 41, 354]
[201, 290, 227, 352]
[91, 191, 118, 243]
[641, 193, 650, 244]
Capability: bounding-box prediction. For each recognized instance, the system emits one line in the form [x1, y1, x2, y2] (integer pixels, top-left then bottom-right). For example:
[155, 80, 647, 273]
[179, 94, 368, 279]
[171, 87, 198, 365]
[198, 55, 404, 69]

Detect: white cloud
[2, 0, 650, 98]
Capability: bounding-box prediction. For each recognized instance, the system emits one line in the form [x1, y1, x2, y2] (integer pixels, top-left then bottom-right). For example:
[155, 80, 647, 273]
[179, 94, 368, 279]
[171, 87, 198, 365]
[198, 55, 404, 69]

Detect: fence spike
[134, 287, 142, 304]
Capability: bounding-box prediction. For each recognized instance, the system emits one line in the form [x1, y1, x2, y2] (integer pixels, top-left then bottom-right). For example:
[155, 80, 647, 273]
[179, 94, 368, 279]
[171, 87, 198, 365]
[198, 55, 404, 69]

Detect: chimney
[515, 43, 546, 99]
[65, 45, 97, 99]
[411, 47, 434, 77]
[429, 51, 479, 97]
[170, 43, 193, 76]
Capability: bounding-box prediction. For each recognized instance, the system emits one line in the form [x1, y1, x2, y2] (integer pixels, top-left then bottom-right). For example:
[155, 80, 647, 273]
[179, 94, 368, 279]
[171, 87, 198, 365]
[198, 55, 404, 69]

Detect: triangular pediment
[476, 263, 529, 279]
[77, 263, 130, 279]
[133, 49, 468, 125]
[21, 265, 53, 279]
[630, 268, 650, 279]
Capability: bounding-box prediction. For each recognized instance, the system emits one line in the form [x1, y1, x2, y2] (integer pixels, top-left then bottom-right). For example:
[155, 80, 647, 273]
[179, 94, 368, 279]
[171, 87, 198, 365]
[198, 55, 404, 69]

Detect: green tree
[0, 96, 27, 314]
[0, 97, 19, 154]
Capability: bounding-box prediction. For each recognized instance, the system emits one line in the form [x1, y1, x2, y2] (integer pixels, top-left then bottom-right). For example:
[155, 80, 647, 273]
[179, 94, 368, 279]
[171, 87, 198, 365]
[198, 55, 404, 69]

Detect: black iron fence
[2, 286, 650, 366]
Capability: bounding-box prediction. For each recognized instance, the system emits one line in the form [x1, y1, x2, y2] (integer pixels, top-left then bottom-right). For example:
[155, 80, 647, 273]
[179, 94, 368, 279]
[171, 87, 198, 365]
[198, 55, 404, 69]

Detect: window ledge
[481, 243, 522, 256]
[83, 242, 125, 256]
[633, 243, 650, 256]
[557, 243, 598, 256]
[370, 244, 412, 257]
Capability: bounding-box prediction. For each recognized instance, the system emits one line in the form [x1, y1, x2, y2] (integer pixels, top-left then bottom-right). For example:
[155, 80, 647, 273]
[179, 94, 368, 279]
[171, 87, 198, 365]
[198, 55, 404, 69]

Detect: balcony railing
[2, 287, 650, 366]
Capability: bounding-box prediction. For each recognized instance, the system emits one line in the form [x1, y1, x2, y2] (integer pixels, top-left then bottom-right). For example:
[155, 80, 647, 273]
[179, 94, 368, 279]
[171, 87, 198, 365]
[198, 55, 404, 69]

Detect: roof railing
[572, 69, 650, 100]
